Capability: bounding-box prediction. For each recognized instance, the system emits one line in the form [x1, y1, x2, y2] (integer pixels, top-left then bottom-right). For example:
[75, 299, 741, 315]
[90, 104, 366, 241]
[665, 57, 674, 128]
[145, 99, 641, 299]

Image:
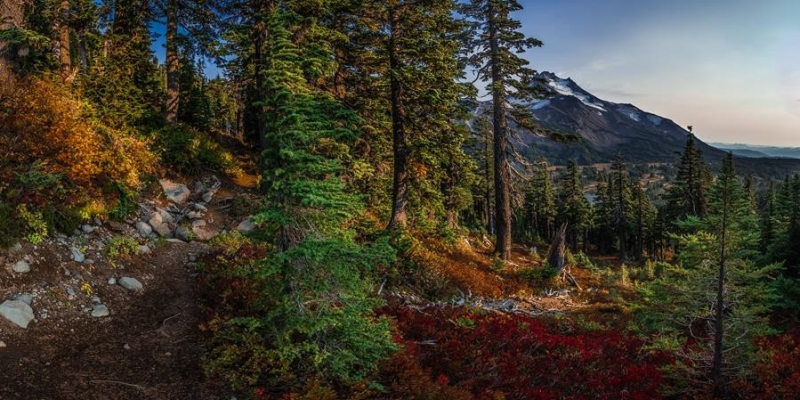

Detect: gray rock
[118, 277, 143, 291]
[191, 219, 207, 228]
[91, 304, 109, 318]
[0, 340, 6, 348]
[12, 260, 30, 273]
[159, 179, 191, 204]
[13, 294, 32, 306]
[186, 211, 203, 220]
[66, 287, 76, 298]
[70, 247, 85, 263]
[194, 181, 207, 194]
[81, 225, 96, 234]
[135, 221, 153, 237]
[166, 238, 187, 244]
[202, 191, 214, 203]
[138, 245, 151, 255]
[91, 296, 101, 304]
[236, 218, 255, 234]
[175, 226, 191, 242]
[10, 243, 22, 253]
[188, 253, 198, 263]
[0, 300, 35, 329]
[107, 277, 117, 285]
[192, 227, 217, 241]
[156, 208, 175, 224]
[193, 203, 208, 212]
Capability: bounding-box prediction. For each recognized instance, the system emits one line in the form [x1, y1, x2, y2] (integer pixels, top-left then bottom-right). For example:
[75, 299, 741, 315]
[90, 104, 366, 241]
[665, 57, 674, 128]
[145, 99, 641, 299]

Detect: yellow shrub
[0, 75, 155, 203]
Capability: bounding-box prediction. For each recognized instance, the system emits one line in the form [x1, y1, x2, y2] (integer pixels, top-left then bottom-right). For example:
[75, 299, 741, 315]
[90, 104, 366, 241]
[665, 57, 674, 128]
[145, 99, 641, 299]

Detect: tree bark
[165, 0, 179, 123]
[0, 0, 26, 76]
[386, 5, 409, 231]
[488, 4, 511, 260]
[58, 0, 72, 80]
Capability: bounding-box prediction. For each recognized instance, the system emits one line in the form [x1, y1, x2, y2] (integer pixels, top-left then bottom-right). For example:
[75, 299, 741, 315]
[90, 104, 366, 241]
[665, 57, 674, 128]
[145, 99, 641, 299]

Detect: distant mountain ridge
[710, 143, 800, 159]
[487, 71, 800, 177]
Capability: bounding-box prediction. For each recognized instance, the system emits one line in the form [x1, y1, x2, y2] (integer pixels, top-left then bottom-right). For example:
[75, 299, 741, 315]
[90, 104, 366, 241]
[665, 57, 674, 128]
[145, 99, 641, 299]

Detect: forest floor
[0, 173, 259, 400]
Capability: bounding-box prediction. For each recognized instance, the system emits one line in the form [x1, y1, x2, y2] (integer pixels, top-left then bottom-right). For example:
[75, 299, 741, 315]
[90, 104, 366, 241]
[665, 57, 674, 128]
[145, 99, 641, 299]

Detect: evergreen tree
[211, 7, 396, 386]
[557, 160, 591, 252]
[666, 134, 712, 222]
[462, 0, 548, 260]
[631, 184, 657, 260]
[523, 161, 555, 242]
[639, 153, 777, 396]
[591, 174, 616, 254]
[611, 156, 632, 260]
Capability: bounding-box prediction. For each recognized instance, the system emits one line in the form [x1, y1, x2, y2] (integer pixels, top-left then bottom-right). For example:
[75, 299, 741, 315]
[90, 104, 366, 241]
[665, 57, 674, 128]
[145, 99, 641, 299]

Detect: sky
[514, 0, 800, 146]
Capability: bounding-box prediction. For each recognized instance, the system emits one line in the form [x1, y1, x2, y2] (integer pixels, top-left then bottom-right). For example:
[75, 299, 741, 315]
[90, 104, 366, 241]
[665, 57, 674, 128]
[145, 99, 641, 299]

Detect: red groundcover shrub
[385, 306, 668, 400]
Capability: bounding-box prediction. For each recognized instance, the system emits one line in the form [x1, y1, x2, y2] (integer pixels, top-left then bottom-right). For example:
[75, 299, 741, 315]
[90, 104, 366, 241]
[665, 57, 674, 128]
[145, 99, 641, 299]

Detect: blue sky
[515, 0, 800, 146]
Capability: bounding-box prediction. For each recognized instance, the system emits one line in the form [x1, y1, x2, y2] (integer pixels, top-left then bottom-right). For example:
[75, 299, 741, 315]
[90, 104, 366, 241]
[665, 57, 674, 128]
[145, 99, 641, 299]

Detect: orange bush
[0, 75, 154, 206]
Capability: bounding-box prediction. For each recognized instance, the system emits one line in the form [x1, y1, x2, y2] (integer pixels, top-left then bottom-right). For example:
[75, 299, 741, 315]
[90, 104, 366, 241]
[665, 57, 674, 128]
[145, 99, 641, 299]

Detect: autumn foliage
[383, 306, 668, 400]
[0, 75, 154, 226]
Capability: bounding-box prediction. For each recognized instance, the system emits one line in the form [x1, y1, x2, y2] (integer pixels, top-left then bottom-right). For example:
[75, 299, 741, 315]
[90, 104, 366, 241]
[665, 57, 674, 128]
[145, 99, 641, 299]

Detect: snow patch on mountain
[617, 105, 640, 122]
[531, 99, 551, 110]
[547, 79, 607, 112]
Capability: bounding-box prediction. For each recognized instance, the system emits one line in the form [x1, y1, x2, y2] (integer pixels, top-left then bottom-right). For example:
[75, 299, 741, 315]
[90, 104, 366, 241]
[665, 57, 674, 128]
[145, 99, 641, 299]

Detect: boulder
[12, 260, 30, 273]
[0, 300, 34, 329]
[175, 226, 191, 242]
[236, 218, 255, 234]
[118, 277, 143, 291]
[159, 179, 191, 204]
[91, 304, 109, 318]
[70, 247, 85, 263]
[135, 221, 153, 237]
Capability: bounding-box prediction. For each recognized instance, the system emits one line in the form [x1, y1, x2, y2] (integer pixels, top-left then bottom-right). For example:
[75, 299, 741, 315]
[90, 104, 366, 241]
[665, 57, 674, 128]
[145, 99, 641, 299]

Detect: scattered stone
[194, 203, 208, 212]
[166, 238, 187, 244]
[70, 247, 85, 263]
[93, 217, 103, 226]
[151, 222, 172, 238]
[118, 277, 143, 291]
[0, 341, 6, 348]
[191, 219, 207, 228]
[12, 260, 30, 273]
[174, 226, 191, 242]
[66, 287, 76, 298]
[11, 243, 22, 253]
[39, 311, 47, 319]
[91, 296, 101, 304]
[236, 218, 255, 234]
[159, 179, 191, 204]
[138, 245, 151, 255]
[108, 277, 117, 285]
[202, 191, 214, 203]
[194, 181, 207, 194]
[64, 269, 71, 277]
[81, 224, 96, 234]
[187, 211, 203, 220]
[91, 304, 109, 318]
[135, 221, 153, 237]
[84, 259, 95, 265]
[192, 227, 217, 241]
[123, 343, 130, 350]
[188, 253, 198, 263]
[13, 294, 32, 306]
[73, 229, 82, 236]
[0, 300, 35, 329]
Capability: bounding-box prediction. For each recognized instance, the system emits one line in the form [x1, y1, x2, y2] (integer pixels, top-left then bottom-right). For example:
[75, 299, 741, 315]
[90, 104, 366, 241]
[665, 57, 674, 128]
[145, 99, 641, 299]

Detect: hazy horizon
[517, 0, 800, 147]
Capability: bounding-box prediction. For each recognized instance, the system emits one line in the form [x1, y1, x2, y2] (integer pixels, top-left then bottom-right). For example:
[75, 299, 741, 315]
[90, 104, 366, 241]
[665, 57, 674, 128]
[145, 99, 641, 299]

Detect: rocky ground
[0, 176, 256, 400]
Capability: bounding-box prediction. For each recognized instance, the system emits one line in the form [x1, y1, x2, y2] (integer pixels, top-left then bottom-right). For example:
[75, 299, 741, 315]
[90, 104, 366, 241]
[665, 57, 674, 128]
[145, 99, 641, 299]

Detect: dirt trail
[0, 174, 259, 400]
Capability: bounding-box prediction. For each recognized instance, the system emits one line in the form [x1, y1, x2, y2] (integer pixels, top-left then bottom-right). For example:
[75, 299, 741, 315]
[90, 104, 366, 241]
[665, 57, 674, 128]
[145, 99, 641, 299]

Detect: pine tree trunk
[1, 0, 26, 76]
[386, 5, 410, 230]
[58, 0, 72, 80]
[487, 4, 511, 260]
[165, 0, 179, 124]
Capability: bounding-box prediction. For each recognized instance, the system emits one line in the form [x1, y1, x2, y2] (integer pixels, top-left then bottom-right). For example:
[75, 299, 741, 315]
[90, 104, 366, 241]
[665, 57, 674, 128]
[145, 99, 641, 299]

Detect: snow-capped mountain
[488, 71, 800, 176]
